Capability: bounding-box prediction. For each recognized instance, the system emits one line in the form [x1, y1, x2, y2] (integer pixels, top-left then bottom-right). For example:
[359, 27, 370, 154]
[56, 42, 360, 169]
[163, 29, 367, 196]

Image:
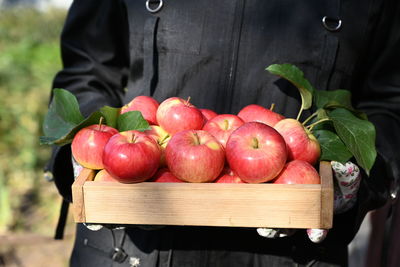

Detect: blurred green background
[0, 6, 75, 266]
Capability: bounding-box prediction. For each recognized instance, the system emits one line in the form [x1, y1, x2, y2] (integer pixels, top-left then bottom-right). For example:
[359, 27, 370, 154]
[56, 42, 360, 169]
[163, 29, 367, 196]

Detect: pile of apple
[71, 95, 321, 185]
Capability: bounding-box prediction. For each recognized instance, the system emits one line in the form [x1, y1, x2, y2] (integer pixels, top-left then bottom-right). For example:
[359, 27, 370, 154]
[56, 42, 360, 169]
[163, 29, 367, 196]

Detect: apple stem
[306, 118, 330, 132]
[302, 111, 318, 126]
[131, 133, 137, 143]
[193, 132, 200, 145]
[185, 96, 191, 105]
[159, 134, 170, 145]
[251, 137, 259, 149]
[270, 103, 275, 111]
[296, 107, 304, 121]
[224, 119, 229, 130]
[98, 116, 104, 131]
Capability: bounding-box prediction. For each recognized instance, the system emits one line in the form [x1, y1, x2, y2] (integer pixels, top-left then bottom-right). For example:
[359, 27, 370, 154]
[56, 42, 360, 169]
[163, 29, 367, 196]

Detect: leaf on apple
[266, 64, 314, 111]
[41, 89, 103, 145]
[41, 110, 103, 146]
[42, 88, 84, 138]
[117, 111, 151, 132]
[99, 106, 121, 129]
[328, 108, 377, 175]
[266, 64, 377, 175]
[41, 89, 152, 145]
[314, 129, 352, 164]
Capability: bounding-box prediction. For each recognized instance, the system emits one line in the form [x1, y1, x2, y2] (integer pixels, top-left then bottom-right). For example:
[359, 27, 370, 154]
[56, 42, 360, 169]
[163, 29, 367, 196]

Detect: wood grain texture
[320, 161, 334, 228]
[72, 162, 333, 229]
[71, 168, 95, 222]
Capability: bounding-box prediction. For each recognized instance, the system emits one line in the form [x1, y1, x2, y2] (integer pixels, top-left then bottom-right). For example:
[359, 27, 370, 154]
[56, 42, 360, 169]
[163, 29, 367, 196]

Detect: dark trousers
[70, 224, 347, 267]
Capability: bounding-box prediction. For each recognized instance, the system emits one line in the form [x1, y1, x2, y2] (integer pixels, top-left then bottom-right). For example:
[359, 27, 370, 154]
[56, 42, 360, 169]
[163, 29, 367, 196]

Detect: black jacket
[49, 0, 400, 266]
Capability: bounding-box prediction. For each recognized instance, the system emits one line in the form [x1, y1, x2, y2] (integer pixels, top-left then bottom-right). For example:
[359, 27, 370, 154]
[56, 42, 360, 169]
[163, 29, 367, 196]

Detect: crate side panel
[83, 183, 323, 228]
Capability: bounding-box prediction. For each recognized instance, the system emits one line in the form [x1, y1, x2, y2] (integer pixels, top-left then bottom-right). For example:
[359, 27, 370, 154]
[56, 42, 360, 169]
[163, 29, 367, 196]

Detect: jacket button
[322, 16, 342, 32]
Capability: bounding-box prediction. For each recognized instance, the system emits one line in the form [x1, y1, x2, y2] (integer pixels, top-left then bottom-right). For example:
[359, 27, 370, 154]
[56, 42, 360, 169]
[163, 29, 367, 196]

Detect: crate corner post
[71, 168, 95, 223]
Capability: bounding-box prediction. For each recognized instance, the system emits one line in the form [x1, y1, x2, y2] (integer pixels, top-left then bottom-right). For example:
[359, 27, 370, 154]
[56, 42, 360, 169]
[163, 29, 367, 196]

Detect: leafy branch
[266, 64, 376, 175]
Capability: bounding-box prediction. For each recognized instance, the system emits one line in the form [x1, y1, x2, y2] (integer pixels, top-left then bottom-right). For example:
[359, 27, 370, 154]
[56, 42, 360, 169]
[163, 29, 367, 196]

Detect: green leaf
[100, 106, 121, 128]
[39, 136, 59, 145]
[313, 89, 368, 120]
[266, 63, 314, 110]
[117, 111, 151, 132]
[314, 89, 353, 110]
[42, 88, 84, 138]
[316, 108, 329, 121]
[314, 129, 353, 164]
[40, 89, 106, 145]
[40, 111, 103, 146]
[328, 108, 377, 175]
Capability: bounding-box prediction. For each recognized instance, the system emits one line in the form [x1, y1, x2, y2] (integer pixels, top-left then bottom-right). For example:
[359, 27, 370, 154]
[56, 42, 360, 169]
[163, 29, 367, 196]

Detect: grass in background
[0, 7, 67, 235]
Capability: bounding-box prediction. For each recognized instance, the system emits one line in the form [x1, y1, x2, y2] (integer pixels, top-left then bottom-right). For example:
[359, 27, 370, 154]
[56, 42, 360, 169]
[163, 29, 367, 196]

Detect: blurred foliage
[0, 7, 67, 234]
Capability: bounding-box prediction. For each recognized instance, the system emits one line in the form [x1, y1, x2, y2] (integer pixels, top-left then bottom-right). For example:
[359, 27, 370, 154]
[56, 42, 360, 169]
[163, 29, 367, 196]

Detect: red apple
[225, 122, 287, 183]
[150, 168, 184, 183]
[94, 169, 119, 182]
[121, 95, 159, 125]
[214, 167, 245, 183]
[165, 130, 225, 183]
[274, 118, 320, 165]
[103, 130, 161, 183]
[71, 123, 118, 170]
[144, 125, 171, 147]
[273, 160, 320, 184]
[156, 97, 205, 135]
[237, 104, 285, 127]
[200, 108, 218, 121]
[203, 114, 244, 147]
[144, 125, 171, 166]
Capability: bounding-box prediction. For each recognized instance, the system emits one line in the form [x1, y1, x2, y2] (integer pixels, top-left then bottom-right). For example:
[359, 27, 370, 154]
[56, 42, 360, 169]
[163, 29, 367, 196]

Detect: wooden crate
[72, 161, 333, 229]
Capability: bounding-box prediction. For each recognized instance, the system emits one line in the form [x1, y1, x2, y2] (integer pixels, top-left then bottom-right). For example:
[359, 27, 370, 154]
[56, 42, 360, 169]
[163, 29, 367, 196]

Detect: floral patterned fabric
[259, 161, 362, 243]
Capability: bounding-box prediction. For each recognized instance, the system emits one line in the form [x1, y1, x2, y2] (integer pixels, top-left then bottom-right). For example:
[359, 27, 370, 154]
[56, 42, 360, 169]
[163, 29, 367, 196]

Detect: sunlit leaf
[329, 108, 376, 175]
[117, 111, 151, 132]
[266, 63, 314, 110]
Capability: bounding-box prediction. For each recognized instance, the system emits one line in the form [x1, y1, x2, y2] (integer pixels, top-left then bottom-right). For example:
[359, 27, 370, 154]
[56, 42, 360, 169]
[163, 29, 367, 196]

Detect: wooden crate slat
[83, 183, 322, 228]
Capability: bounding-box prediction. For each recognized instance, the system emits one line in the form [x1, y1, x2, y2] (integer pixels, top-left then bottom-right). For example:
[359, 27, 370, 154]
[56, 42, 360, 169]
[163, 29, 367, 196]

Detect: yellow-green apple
[144, 125, 171, 166]
[273, 160, 320, 184]
[214, 166, 245, 183]
[165, 130, 225, 183]
[120, 95, 159, 125]
[202, 114, 244, 147]
[94, 169, 119, 182]
[156, 97, 205, 135]
[103, 130, 161, 183]
[71, 124, 118, 170]
[225, 122, 287, 183]
[150, 168, 184, 183]
[274, 118, 320, 165]
[200, 108, 218, 121]
[238, 104, 285, 127]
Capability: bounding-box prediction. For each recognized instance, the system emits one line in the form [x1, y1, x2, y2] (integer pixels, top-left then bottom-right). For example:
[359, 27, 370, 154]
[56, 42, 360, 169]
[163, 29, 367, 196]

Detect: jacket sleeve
[47, 0, 130, 201]
[328, 0, 400, 245]
[354, 0, 400, 211]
